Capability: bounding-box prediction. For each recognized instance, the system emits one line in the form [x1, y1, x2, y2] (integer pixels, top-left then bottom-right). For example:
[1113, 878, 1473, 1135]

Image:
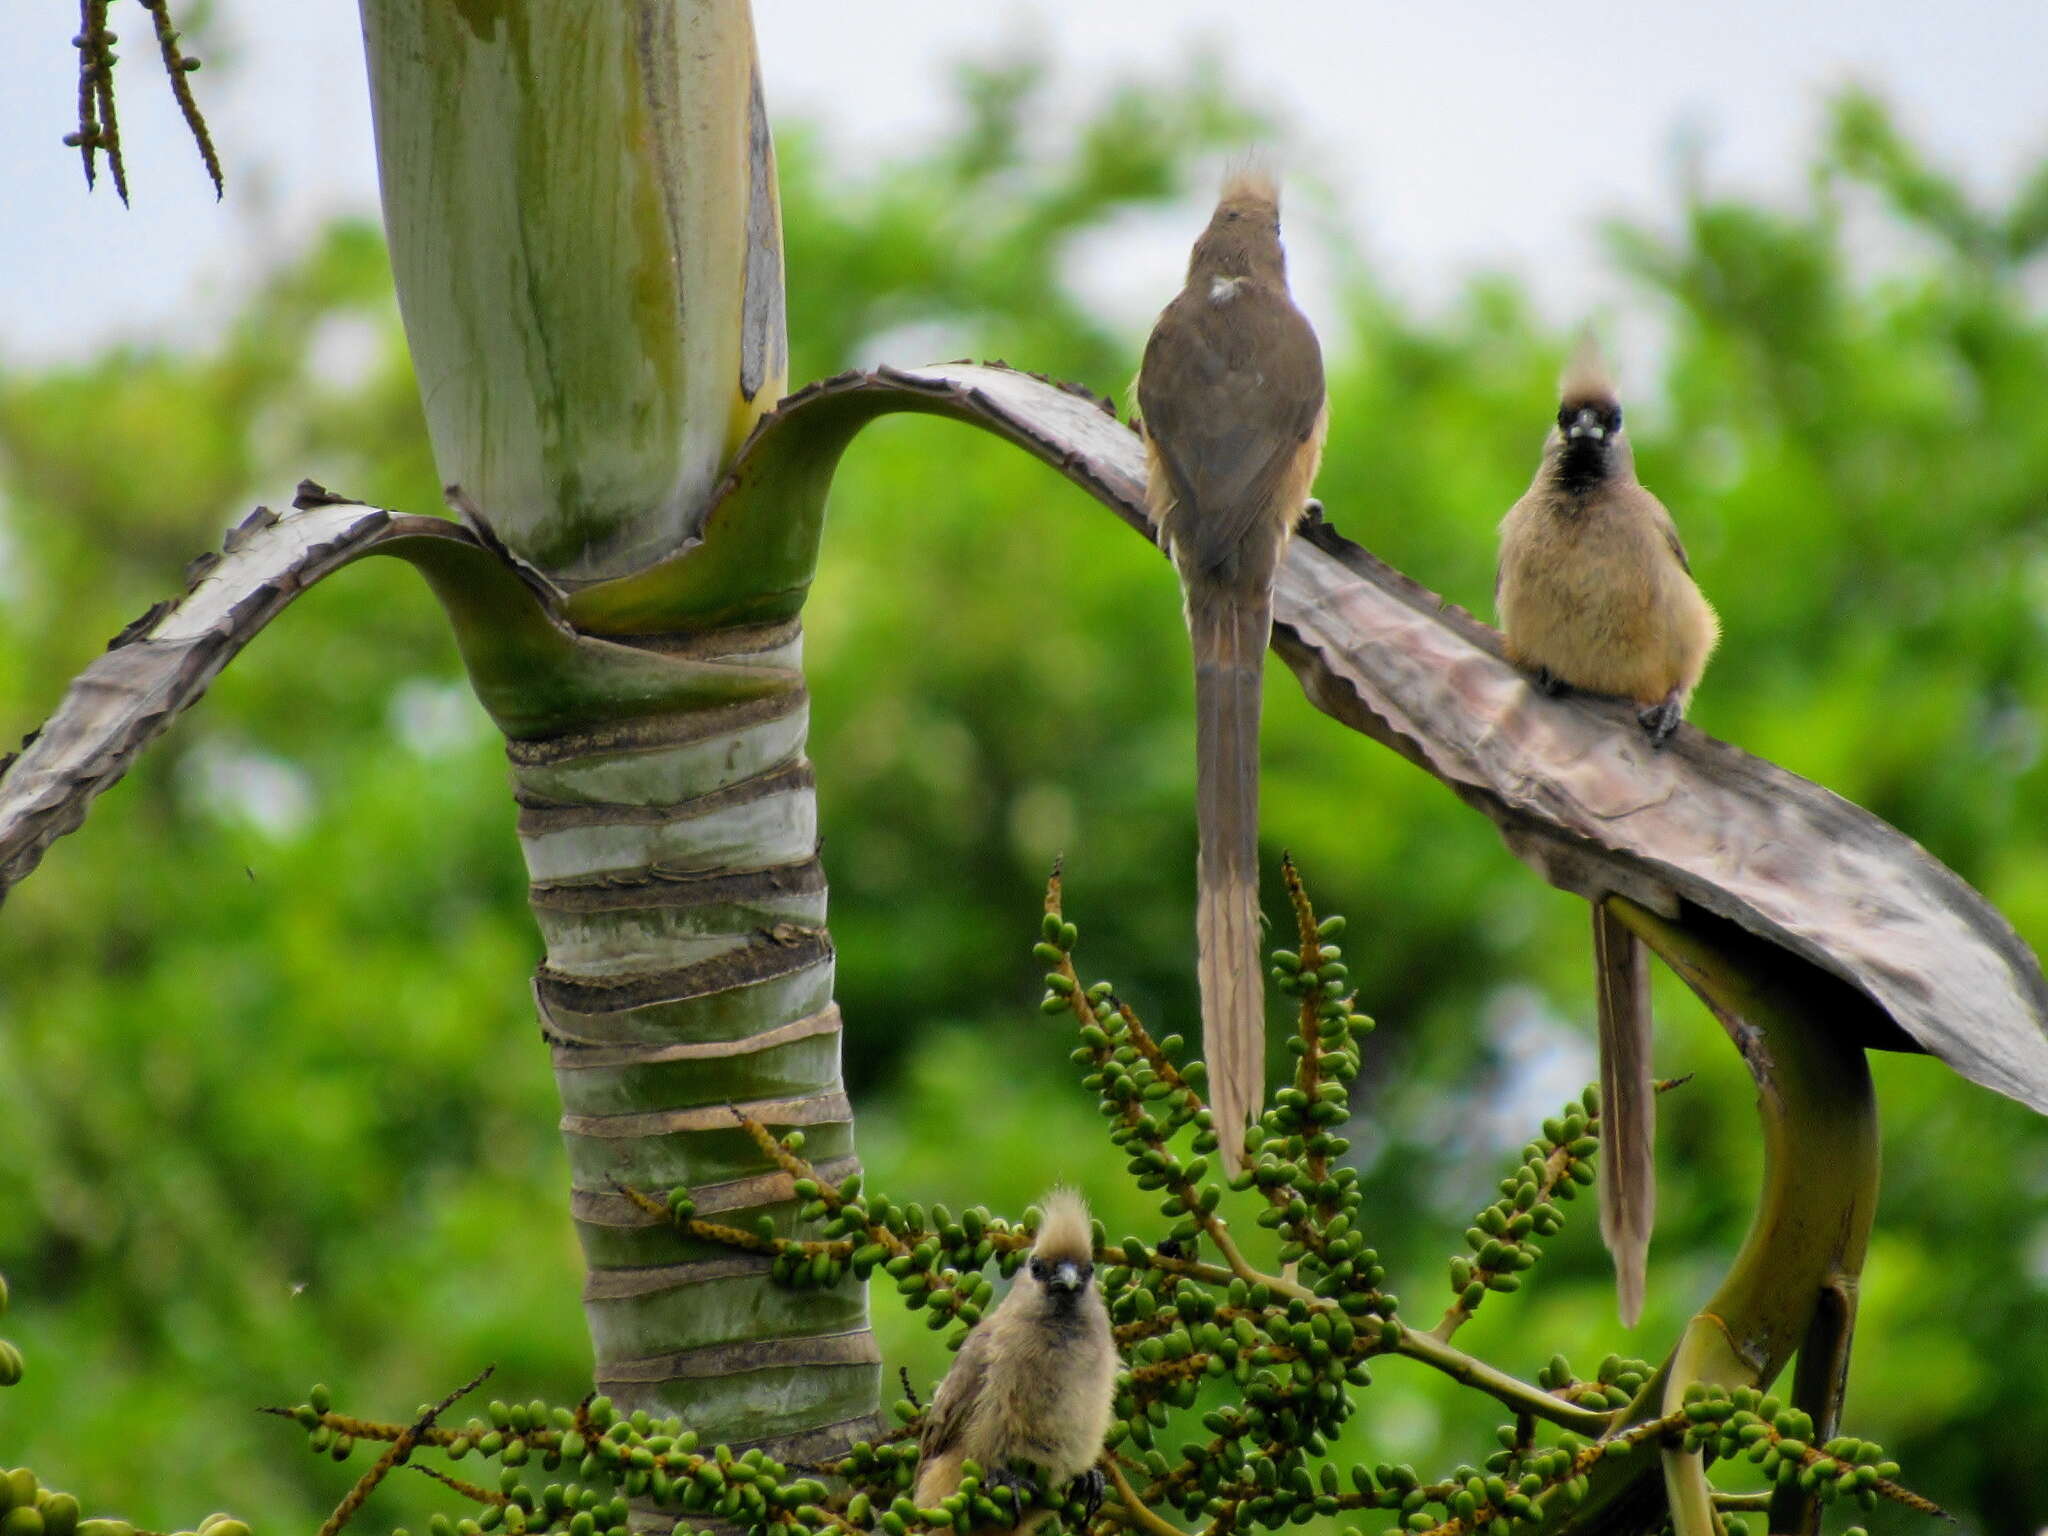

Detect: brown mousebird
[1496, 334, 1718, 1326]
[913, 1188, 1119, 1531]
[1137, 167, 1328, 1177]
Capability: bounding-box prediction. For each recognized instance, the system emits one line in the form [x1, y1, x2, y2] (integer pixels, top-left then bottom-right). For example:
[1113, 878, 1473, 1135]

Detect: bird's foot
[1296, 496, 1326, 530]
[1637, 691, 1684, 748]
[986, 1466, 1041, 1525]
[1531, 665, 1568, 698]
[1068, 1467, 1106, 1525]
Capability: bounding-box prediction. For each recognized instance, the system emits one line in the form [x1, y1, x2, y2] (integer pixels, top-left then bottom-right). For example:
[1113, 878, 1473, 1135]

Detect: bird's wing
[919, 1321, 996, 1462]
[1658, 514, 1692, 576]
[1138, 288, 1325, 579]
[1493, 490, 1541, 612]
[1633, 487, 1693, 576]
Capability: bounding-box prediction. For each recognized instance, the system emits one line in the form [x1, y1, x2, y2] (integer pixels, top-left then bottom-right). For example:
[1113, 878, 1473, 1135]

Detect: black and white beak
[1566, 406, 1607, 442]
[1048, 1261, 1084, 1292]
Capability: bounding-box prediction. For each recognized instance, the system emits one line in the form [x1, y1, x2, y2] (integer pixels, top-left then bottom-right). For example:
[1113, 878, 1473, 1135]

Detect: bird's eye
[1555, 406, 1573, 431]
[1226, 210, 1241, 222]
[1607, 406, 1624, 433]
[1030, 1259, 1049, 1280]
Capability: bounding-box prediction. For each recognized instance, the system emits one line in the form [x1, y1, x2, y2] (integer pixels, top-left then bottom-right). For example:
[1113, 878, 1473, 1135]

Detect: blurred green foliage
[1, 54, 2045, 1536]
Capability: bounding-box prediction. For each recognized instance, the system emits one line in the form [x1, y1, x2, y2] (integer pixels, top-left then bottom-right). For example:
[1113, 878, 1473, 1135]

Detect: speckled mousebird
[1497, 332, 1718, 1325]
[1136, 167, 1328, 1177]
[913, 1189, 1117, 1532]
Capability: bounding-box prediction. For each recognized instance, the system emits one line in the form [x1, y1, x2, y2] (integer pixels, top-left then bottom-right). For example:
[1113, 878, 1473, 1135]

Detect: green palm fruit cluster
[1674, 1384, 1909, 1513]
[1438, 1091, 1600, 1330]
[242, 880, 1938, 1536]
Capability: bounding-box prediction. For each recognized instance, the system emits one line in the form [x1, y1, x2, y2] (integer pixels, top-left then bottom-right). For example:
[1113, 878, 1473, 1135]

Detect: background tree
[2, 21, 2047, 1536]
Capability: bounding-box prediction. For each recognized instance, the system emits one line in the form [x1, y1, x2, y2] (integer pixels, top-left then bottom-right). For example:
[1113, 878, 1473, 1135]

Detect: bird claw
[1296, 496, 1326, 529]
[1637, 693, 1683, 748]
[1531, 665, 1568, 698]
[986, 1466, 1041, 1525]
[1071, 1467, 1106, 1524]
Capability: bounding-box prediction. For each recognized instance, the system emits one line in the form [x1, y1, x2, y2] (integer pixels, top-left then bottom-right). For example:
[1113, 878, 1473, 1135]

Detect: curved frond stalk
[358, 0, 787, 582]
[0, 495, 482, 901]
[681, 361, 2048, 1113]
[1557, 900, 1880, 1531]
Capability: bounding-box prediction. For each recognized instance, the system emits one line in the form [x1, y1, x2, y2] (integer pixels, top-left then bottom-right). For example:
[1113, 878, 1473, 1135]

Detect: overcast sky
[1, 1, 2043, 367]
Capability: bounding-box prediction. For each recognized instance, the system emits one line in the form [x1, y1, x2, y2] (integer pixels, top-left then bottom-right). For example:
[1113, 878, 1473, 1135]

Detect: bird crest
[1559, 327, 1618, 408]
[1033, 1187, 1095, 1262]
[1220, 158, 1278, 210]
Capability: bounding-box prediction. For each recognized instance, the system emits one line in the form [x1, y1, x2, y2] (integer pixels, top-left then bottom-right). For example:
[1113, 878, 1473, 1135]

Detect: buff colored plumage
[1497, 334, 1718, 1326]
[913, 1190, 1118, 1531]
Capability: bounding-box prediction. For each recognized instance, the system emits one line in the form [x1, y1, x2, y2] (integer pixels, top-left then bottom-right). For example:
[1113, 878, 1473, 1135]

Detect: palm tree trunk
[515, 620, 876, 1453]
[357, 0, 874, 1456]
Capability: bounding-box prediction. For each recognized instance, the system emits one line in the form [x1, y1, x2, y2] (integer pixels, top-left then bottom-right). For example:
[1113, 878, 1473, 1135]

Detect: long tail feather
[1188, 586, 1271, 1178]
[1593, 901, 1656, 1326]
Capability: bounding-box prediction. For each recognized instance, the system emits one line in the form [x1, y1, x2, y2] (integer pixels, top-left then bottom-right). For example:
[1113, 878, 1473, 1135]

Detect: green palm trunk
[358, 0, 874, 1454]
[513, 621, 873, 1451]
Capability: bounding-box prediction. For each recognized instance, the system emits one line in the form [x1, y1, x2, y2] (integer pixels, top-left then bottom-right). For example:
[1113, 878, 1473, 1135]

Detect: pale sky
[1, 1, 2044, 366]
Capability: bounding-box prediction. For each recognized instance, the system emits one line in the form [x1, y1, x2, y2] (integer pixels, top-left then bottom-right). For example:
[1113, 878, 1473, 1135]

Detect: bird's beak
[1050, 1262, 1084, 1292]
[1566, 407, 1606, 442]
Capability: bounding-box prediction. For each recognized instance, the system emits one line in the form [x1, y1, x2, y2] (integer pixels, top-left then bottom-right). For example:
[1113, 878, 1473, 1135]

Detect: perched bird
[1137, 167, 1328, 1177]
[1496, 334, 1719, 1326]
[1496, 335, 1717, 745]
[914, 1188, 1119, 1530]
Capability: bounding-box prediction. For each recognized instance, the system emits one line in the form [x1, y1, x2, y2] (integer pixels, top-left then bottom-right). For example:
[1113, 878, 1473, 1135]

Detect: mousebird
[1137, 166, 1328, 1177]
[914, 1188, 1118, 1531]
[1497, 333, 1718, 1326]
